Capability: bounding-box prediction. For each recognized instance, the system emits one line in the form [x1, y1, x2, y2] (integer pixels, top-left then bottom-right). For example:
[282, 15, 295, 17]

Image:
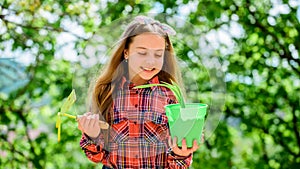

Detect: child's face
[124, 33, 165, 85]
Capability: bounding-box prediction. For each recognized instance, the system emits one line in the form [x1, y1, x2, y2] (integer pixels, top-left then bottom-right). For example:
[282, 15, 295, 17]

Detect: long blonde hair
[91, 16, 183, 123]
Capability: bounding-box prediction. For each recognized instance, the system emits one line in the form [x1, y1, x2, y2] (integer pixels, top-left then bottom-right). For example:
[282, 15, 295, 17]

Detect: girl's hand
[77, 112, 101, 139]
[169, 134, 204, 157]
[169, 137, 199, 157]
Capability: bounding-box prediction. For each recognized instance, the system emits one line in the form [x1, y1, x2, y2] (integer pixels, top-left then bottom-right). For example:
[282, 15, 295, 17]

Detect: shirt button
[135, 155, 138, 158]
[135, 104, 138, 108]
[135, 90, 139, 94]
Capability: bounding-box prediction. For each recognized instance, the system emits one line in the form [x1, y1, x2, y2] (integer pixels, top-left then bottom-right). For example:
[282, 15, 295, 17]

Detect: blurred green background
[0, 0, 299, 168]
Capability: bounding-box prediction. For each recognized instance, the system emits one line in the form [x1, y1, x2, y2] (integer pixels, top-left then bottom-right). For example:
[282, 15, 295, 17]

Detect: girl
[78, 15, 200, 169]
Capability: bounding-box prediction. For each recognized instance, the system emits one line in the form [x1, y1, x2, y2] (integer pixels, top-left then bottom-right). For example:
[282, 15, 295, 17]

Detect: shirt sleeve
[166, 148, 193, 168]
[79, 132, 112, 167]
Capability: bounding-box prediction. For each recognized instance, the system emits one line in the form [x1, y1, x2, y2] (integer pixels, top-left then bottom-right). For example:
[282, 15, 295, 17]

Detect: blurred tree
[187, 0, 300, 168]
[0, 0, 299, 168]
[0, 0, 150, 168]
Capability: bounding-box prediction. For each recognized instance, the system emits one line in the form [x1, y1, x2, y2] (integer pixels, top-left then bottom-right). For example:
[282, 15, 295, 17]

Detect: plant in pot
[134, 81, 208, 148]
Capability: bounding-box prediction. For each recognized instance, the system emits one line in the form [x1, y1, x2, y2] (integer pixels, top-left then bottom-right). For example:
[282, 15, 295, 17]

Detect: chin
[137, 74, 154, 81]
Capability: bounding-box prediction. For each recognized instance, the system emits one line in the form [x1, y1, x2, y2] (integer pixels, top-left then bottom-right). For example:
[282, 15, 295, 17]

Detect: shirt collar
[120, 76, 160, 89]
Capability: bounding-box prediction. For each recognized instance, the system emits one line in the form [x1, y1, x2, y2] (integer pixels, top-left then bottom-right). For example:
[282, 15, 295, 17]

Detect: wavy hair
[91, 16, 183, 123]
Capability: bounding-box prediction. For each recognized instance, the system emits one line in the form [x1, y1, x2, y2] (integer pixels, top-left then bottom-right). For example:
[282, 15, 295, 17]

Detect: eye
[155, 53, 163, 58]
[138, 52, 147, 55]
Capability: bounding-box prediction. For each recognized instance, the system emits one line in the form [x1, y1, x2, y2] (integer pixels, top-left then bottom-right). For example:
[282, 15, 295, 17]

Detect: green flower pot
[165, 103, 208, 148]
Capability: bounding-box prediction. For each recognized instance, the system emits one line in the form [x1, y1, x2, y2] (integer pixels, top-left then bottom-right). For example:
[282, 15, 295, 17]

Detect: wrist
[168, 148, 191, 159]
[84, 132, 101, 143]
[90, 133, 100, 140]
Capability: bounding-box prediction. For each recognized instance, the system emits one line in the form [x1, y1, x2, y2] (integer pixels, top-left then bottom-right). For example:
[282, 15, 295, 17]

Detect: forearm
[80, 133, 110, 165]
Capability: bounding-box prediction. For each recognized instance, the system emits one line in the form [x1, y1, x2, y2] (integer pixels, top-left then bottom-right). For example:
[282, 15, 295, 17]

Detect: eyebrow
[136, 47, 164, 51]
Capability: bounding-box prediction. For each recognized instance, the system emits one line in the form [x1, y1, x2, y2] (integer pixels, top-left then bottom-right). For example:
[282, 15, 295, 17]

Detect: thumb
[77, 122, 83, 131]
[77, 118, 84, 132]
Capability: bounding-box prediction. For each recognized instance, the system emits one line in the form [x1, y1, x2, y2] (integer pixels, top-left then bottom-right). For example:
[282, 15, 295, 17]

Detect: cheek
[157, 58, 164, 68]
[128, 55, 139, 64]
[129, 61, 139, 70]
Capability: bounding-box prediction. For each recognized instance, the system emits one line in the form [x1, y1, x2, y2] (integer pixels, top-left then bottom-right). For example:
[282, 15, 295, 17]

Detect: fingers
[78, 115, 88, 132]
[168, 136, 172, 147]
[168, 136, 177, 148]
[168, 136, 179, 154]
[191, 139, 199, 152]
[171, 138, 190, 157]
[170, 137, 201, 157]
[78, 121, 83, 131]
[77, 113, 100, 131]
[77, 113, 101, 138]
[169, 137, 182, 154]
[181, 138, 187, 151]
[173, 137, 177, 147]
[85, 112, 93, 116]
[92, 114, 100, 127]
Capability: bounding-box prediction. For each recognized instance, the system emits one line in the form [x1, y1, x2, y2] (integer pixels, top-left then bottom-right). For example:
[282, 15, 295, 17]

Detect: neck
[130, 75, 147, 85]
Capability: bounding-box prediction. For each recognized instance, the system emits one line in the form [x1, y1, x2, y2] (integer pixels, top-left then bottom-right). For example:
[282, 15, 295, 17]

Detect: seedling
[133, 80, 186, 108]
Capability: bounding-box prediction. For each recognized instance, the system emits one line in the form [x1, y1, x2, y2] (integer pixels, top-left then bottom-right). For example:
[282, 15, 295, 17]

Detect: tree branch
[1, 15, 88, 40]
[0, 130, 30, 165]
[14, 108, 43, 168]
[245, 2, 300, 75]
[225, 107, 299, 157]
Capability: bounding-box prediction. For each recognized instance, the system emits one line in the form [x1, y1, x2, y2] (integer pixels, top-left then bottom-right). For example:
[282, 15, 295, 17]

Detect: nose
[145, 55, 155, 66]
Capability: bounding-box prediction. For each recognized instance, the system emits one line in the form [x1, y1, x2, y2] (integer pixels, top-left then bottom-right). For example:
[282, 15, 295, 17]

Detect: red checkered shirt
[80, 76, 193, 168]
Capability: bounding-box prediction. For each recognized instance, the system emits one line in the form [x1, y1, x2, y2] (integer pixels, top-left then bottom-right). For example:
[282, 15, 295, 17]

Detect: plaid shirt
[80, 76, 192, 168]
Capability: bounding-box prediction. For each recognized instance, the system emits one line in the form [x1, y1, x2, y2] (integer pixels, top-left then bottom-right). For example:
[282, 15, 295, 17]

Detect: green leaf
[134, 81, 186, 108]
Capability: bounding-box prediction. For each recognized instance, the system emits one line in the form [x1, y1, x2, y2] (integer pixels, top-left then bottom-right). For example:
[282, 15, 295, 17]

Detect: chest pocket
[111, 119, 129, 143]
[143, 90, 170, 143]
[143, 121, 169, 143]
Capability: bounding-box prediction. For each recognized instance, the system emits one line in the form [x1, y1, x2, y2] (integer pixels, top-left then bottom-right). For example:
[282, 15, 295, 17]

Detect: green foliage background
[0, 0, 299, 168]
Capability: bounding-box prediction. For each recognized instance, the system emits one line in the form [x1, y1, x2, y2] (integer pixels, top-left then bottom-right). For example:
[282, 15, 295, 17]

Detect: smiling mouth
[141, 67, 155, 72]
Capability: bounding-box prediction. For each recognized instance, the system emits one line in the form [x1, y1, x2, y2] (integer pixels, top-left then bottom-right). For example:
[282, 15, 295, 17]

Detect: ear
[123, 49, 129, 59]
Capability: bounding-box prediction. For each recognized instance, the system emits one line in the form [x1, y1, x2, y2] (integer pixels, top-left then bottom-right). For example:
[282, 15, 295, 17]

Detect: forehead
[129, 33, 165, 49]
